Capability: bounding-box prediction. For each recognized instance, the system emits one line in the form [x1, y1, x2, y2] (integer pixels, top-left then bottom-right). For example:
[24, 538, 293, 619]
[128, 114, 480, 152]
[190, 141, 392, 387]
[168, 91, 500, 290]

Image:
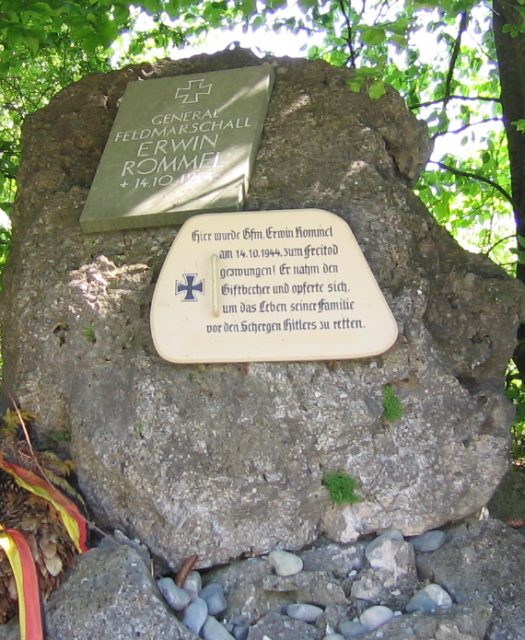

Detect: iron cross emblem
[176, 274, 204, 301]
[174, 78, 212, 104]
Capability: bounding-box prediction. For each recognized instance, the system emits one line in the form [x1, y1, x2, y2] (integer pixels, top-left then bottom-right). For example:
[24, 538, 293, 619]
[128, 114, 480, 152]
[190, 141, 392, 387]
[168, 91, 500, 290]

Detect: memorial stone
[2, 48, 524, 572]
[80, 64, 274, 232]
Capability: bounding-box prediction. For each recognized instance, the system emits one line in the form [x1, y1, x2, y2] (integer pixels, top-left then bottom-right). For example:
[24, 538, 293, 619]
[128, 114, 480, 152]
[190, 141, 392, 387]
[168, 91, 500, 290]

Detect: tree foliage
[302, 1, 514, 270]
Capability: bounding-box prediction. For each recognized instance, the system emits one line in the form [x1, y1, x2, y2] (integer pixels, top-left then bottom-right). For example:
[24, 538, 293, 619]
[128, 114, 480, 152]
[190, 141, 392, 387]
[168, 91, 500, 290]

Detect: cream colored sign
[150, 209, 398, 363]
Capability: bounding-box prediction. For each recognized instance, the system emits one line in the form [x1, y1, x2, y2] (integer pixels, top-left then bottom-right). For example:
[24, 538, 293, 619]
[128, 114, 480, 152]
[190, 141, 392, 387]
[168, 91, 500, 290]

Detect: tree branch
[338, 0, 358, 68]
[410, 95, 501, 110]
[431, 160, 513, 204]
[0, 77, 40, 112]
[482, 233, 515, 257]
[442, 11, 469, 112]
[432, 117, 502, 138]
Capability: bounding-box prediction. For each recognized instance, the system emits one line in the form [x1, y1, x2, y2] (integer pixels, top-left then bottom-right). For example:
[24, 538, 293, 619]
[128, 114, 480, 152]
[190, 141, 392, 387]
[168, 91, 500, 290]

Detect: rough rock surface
[45, 543, 198, 640]
[416, 519, 525, 640]
[1, 48, 524, 568]
[247, 612, 322, 639]
[355, 602, 493, 640]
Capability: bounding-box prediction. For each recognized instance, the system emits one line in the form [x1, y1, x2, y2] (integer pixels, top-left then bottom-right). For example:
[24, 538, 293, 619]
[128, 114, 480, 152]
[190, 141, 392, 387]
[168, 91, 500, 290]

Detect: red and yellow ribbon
[0, 527, 43, 640]
[0, 454, 88, 553]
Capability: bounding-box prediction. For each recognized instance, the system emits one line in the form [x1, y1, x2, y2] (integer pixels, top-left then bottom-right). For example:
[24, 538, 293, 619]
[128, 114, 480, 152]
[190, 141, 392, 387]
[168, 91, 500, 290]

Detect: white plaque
[150, 209, 398, 363]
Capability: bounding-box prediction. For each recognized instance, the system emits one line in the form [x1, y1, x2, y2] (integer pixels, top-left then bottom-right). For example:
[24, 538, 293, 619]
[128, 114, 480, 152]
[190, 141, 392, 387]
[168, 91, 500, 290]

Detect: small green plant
[133, 422, 145, 439]
[83, 323, 96, 344]
[323, 470, 363, 505]
[383, 384, 403, 422]
[46, 429, 71, 443]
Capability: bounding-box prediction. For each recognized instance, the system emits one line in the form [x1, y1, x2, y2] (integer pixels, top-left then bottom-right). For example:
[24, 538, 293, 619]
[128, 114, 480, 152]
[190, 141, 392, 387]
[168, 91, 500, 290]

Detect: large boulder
[1, 48, 524, 569]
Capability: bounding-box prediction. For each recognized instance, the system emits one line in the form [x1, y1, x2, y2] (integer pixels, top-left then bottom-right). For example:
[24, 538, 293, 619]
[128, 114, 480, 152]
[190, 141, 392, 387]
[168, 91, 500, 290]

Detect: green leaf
[239, 0, 256, 17]
[203, 4, 226, 27]
[141, 0, 162, 14]
[325, 48, 350, 67]
[298, 0, 317, 9]
[389, 33, 408, 49]
[514, 119, 525, 133]
[21, 33, 40, 53]
[347, 77, 364, 93]
[360, 25, 387, 46]
[308, 44, 321, 59]
[267, 0, 287, 9]
[27, 1, 54, 16]
[72, 25, 104, 51]
[368, 80, 386, 100]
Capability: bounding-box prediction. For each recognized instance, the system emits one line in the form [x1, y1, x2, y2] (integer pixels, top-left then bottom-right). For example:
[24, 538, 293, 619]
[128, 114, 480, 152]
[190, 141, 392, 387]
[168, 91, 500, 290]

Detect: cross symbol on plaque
[175, 274, 204, 301]
[174, 78, 212, 104]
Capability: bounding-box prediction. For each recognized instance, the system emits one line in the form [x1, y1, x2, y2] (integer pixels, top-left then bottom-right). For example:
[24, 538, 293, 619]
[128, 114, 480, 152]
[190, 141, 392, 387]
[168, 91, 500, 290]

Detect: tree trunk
[493, 0, 525, 376]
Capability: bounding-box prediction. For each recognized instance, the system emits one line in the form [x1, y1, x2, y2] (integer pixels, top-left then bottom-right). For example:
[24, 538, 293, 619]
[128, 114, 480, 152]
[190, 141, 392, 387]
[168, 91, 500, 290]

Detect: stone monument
[1, 48, 524, 572]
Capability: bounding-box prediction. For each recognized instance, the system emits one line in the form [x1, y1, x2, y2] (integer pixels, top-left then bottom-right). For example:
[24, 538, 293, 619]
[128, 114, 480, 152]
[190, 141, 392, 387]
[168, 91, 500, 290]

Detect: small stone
[183, 571, 202, 599]
[405, 590, 436, 613]
[405, 583, 452, 613]
[182, 597, 208, 634]
[323, 635, 346, 640]
[364, 538, 416, 576]
[202, 616, 235, 640]
[339, 619, 368, 638]
[268, 550, 303, 576]
[422, 583, 453, 607]
[201, 583, 228, 615]
[233, 623, 250, 640]
[157, 577, 191, 611]
[410, 530, 447, 552]
[365, 530, 404, 559]
[286, 603, 324, 623]
[359, 605, 394, 631]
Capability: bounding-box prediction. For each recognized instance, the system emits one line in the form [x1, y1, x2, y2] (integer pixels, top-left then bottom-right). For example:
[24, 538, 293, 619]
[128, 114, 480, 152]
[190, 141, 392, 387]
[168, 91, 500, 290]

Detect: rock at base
[45, 544, 198, 640]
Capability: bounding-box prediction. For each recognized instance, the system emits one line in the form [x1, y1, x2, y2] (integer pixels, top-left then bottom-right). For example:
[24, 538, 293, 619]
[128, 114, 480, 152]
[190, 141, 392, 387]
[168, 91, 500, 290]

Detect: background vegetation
[0, 0, 524, 460]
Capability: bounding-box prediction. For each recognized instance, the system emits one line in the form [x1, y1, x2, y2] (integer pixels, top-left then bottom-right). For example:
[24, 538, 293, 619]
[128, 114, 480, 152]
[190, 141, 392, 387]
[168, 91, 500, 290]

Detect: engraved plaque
[80, 65, 274, 233]
[150, 209, 398, 363]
